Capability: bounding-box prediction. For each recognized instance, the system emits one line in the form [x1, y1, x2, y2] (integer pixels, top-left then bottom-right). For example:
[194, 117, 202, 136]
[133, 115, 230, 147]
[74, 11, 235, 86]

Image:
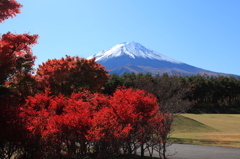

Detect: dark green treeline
[102, 72, 240, 113]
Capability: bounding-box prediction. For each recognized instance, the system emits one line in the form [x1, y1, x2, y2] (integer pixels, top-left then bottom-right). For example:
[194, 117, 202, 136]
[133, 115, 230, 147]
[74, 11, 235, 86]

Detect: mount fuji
[87, 41, 238, 77]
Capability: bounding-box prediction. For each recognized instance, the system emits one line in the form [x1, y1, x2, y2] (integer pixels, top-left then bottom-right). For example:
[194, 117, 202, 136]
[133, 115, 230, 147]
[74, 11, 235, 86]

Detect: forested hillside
[103, 72, 240, 113]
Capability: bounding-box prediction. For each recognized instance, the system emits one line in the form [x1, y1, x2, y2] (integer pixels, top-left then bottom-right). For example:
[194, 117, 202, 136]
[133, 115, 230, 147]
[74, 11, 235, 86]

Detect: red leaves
[20, 87, 170, 157]
[0, 0, 23, 23]
[0, 32, 39, 84]
[1, 32, 38, 55]
[111, 87, 158, 124]
[0, 1, 41, 157]
[21, 92, 54, 137]
[0, 1, 39, 97]
[36, 55, 110, 96]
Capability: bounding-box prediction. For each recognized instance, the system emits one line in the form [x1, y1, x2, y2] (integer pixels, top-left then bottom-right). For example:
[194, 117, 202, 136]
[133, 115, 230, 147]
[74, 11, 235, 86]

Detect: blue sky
[1, 0, 240, 75]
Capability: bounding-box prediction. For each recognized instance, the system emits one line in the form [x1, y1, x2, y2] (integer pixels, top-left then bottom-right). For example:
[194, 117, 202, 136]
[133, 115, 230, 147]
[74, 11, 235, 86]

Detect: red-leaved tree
[0, 1, 40, 158]
[20, 87, 168, 159]
[0, 0, 22, 23]
[36, 55, 110, 96]
[0, 32, 38, 86]
[110, 87, 159, 157]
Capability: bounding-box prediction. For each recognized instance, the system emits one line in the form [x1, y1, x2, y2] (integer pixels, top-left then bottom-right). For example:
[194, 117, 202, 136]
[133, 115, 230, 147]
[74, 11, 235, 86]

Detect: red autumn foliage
[19, 87, 171, 158]
[36, 55, 110, 96]
[0, 96, 24, 158]
[0, 0, 22, 23]
[0, 1, 41, 158]
[111, 87, 158, 124]
[110, 87, 160, 155]
[19, 91, 65, 158]
[0, 32, 39, 85]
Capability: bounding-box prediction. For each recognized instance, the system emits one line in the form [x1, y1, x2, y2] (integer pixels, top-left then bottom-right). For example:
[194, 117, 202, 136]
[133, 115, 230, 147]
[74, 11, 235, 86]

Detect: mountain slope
[87, 41, 239, 77]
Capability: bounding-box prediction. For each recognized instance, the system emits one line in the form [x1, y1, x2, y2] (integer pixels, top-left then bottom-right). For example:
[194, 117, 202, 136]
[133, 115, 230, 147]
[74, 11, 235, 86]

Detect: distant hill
[88, 41, 240, 77]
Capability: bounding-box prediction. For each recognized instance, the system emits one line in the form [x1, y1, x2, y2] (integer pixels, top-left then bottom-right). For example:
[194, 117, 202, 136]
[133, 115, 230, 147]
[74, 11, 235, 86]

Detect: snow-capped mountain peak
[85, 41, 240, 77]
[87, 41, 182, 64]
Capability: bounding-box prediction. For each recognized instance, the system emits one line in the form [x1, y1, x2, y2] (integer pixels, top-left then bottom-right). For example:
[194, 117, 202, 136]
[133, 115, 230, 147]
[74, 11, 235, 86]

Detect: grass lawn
[169, 114, 240, 148]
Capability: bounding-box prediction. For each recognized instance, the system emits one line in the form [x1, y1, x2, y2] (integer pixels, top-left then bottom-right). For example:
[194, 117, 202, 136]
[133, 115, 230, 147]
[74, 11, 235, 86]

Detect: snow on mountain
[87, 41, 240, 77]
[87, 41, 182, 64]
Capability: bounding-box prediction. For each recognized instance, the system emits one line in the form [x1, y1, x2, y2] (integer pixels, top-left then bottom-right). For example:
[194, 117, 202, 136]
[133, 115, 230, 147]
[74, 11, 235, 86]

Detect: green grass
[170, 114, 240, 148]
[171, 115, 219, 133]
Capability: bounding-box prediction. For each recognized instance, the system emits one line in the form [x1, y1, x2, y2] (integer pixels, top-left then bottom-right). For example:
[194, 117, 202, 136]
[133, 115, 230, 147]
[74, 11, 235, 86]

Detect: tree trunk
[141, 143, 144, 157]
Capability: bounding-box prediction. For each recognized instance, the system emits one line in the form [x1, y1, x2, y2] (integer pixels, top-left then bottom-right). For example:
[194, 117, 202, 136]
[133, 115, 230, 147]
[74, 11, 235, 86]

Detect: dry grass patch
[170, 114, 240, 148]
[181, 114, 240, 133]
[197, 133, 240, 142]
